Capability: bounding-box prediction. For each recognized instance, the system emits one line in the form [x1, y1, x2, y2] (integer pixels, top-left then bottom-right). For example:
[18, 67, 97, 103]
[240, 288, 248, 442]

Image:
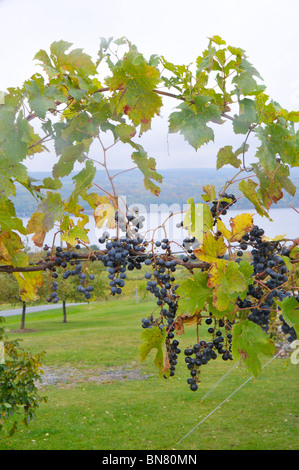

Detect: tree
[41, 256, 107, 322]
[0, 317, 47, 434]
[0, 34, 298, 427]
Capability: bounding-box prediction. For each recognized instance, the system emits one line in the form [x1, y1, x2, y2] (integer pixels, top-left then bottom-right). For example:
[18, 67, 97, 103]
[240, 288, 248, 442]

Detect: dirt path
[37, 364, 153, 388]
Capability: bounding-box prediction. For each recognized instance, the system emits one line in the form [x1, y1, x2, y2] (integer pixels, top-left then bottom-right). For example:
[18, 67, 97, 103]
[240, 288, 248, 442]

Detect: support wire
[175, 346, 287, 448]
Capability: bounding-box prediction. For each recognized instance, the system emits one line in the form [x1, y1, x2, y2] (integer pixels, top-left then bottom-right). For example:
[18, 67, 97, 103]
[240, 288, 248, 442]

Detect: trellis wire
[175, 345, 288, 447]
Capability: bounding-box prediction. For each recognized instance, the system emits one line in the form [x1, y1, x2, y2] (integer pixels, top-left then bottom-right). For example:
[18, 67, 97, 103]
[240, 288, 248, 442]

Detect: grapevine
[30, 191, 298, 392]
[0, 30, 298, 438]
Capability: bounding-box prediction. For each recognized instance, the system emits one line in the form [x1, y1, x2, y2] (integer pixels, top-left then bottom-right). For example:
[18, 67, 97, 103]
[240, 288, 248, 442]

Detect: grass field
[0, 298, 298, 450]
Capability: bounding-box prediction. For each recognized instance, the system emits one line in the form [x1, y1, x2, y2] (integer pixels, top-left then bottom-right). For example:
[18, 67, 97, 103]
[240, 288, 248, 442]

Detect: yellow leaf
[262, 234, 286, 242]
[0, 231, 28, 266]
[229, 213, 254, 241]
[193, 231, 227, 263]
[217, 213, 254, 243]
[208, 259, 247, 312]
[208, 259, 227, 288]
[26, 212, 47, 247]
[93, 196, 116, 230]
[13, 271, 44, 302]
[217, 218, 231, 241]
[0, 232, 13, 264]
[61, 226, 89, 246]
[178, 312, 202, 328]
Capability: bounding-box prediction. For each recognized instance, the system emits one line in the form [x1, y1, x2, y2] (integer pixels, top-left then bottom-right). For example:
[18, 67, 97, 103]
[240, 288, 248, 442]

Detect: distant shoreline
[13, 167, 299, 216]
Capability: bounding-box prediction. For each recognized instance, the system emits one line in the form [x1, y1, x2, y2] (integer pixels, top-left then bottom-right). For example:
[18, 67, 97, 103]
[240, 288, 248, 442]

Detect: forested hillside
[13, 167, 299, 216]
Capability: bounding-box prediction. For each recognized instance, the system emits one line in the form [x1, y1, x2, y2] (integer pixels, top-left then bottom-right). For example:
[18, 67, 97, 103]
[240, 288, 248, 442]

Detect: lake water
[21, 205, 299, 251]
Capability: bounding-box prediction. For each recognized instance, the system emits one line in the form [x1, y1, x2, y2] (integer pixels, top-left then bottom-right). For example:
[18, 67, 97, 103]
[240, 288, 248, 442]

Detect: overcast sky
[0, 0, 298, 172]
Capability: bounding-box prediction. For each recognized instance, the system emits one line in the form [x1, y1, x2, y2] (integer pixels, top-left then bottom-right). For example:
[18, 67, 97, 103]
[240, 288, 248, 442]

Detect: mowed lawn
[0, 299, 298, 450]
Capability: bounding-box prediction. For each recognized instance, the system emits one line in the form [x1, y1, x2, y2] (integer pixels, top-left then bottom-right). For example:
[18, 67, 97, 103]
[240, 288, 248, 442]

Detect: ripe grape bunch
[210, 192, 237, 220]
[234, 224, 299, 339]
[97, 233, 148, 295]
[184, 316, 233, 391]
[142, 238, 182, 377]
[42, 244, 95, 302]
[97, 208, 151, 295]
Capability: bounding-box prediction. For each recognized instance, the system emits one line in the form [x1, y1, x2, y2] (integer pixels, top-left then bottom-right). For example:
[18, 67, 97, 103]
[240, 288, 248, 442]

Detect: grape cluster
[145, 240, 179, 321]
[184, 316, 233, 391]
[113, 207, 145, 235]
[98, 234, 147, 295]
[140, 239, 183, 377]
[234, 225, 298, 341]
[165, 336, 181, 378]
[44, 244, 95, 302]
[141, 312, 180, 378]
[210, 193, 237, 219]
[279, 314, 297, 343]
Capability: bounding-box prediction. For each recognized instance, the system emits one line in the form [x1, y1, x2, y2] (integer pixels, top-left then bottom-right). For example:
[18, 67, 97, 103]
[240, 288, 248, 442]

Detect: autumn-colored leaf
[218, 213, 254, 243]
[208, 259, 247, 312]
[194, 231, 227, 263]
[93, 195, 116, 229]
[13, 271, 44, 302]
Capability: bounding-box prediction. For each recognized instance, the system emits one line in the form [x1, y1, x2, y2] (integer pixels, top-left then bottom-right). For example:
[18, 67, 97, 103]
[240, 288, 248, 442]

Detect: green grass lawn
[0, 298, 298, 450]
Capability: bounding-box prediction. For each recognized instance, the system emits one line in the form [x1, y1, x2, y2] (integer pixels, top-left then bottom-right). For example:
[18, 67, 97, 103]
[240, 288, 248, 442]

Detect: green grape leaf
[232, 72, 264, 96]
[208, 259, 247, 312]
[60, 112, 98, 143]
[232, 320, 276, 377]
[233, 98, 258, 134]
[70, 160, 96, 203]
[26, 192, 65, 247]
[168, 97, 222, 150]
[209, 35, 226, 46]
[252, 162, 296, 210]
[50, 40, 97, 77]
[216, 145, 242, 169]
[276, 297, 299, 338]
[105, 48, 162, 134]
[29, 94, 55, 120]
[238, 179, 270, 218]
[42, 176, 63, 190]
[52, 140, 91, 178]
[61, 225, 89, 247]
[290, 246, 299, 260]
[114, 122, 137, 142]
[25, 77, 56, 119]
[238, 57, 263, 81]
[177, 271, 211, 315]
[238, 260, 254, 300]
[139, 326, 167, 378]
[131, 145, 163, 196]
[34, 49, 58, 78]
[0, 109, 31, 164]
[287, 111, 299, 122]
[201, 184, 216, 202]
[256, 123, 299, 168]
[0, 199, 26, 235]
